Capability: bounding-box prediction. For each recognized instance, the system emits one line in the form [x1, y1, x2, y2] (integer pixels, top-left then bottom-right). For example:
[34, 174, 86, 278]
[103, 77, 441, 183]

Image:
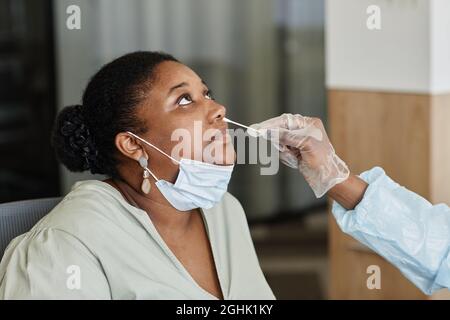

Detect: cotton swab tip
[224, 118, 263, 137]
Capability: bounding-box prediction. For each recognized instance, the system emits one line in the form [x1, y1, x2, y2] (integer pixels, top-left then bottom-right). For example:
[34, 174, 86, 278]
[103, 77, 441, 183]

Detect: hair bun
[51, 104, 98, 172]
[61, 105, 90, 151]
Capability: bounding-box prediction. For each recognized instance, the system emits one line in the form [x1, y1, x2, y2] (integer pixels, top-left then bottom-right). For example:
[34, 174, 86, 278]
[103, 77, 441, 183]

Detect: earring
[139, 155, 151, 194]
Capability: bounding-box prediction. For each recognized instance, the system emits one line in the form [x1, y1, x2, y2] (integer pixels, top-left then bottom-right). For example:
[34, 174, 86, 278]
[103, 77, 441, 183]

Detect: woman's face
[131, 61, 236, 171]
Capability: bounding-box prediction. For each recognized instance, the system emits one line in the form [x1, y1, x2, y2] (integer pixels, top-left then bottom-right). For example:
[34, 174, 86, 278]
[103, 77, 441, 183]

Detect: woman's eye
[205, 91, 214, 100]
[179, 95, 192, 106]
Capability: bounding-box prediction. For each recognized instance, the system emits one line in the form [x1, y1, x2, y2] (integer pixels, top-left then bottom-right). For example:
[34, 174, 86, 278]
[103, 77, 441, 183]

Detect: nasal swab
[223, 118, 253, 130]
[224, 117, 324, 142]
[224, 118, 262, 136]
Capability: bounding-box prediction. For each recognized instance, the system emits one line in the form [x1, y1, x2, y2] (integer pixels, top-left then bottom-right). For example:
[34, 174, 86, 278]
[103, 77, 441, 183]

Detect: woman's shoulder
[211, 192, 249, 225]
[220, 192, 245, 213]
[221, 191, 243, 207]
[30, 179, 131, 236]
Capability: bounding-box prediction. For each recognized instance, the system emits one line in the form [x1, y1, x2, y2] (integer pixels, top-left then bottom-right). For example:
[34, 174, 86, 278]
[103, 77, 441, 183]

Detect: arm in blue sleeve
[332, 167, 450, 295]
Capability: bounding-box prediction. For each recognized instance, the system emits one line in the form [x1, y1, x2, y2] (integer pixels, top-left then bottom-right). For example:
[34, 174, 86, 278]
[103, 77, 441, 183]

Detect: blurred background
[1, 0, 450, 299]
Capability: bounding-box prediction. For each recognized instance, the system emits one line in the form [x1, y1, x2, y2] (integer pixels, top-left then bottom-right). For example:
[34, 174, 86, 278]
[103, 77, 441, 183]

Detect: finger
[295, 126, 323, 142]
[275, 125, 323, 147]
[280, 149, 300, 169]
[246, 126, 267, 138]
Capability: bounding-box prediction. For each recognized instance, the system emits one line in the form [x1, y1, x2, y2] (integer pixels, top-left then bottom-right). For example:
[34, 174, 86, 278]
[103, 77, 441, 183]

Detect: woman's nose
[207, 102, 226, 123]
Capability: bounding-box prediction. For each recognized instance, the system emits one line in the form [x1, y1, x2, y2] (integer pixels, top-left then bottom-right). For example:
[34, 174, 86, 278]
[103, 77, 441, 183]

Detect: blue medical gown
[332, 167, 450, 295]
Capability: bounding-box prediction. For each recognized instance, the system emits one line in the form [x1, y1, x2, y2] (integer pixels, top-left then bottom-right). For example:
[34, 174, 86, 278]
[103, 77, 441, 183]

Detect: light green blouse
[0, 180, 275, 300]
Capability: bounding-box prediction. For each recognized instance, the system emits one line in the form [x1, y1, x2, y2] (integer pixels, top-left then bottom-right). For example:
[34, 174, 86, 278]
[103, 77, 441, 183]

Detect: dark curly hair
[51, 51, 178, 179]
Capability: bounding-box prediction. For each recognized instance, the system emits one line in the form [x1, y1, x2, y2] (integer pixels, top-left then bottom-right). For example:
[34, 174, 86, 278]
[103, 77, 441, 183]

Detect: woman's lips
[203, 126, 235, 165]
[208, 126, 229, 143]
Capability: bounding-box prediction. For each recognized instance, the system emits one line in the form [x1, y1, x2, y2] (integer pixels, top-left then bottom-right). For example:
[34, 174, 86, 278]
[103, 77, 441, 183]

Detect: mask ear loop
[127, 131, 181, 165]
[143, 166, 159, 181]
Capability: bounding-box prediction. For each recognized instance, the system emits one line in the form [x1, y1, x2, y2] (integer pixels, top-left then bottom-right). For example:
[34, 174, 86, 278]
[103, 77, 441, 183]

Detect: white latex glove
[249, 113, 350, 198]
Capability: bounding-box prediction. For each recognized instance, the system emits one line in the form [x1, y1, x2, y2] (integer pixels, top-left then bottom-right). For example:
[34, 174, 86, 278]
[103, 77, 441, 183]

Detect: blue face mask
[126, 131, 234, 211]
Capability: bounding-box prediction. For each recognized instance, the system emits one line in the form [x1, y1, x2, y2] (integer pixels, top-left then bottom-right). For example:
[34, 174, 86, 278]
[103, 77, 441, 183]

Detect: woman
[0, 51, 275, 300]
[251, 113, 450, 295]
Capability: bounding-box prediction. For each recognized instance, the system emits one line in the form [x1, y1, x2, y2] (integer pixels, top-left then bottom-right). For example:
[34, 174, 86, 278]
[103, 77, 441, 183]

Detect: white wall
[430, 0, 450, 93]
[326, 0, 450, 94]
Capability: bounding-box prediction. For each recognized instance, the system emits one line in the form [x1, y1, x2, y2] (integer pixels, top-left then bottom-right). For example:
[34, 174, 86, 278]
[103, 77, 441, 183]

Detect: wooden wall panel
[328, 90, 431, 196]
[431, 95, 450, 205]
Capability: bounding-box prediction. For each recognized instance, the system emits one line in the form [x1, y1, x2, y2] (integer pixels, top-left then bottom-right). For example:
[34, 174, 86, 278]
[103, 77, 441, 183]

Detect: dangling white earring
[139, 155, 151, 194]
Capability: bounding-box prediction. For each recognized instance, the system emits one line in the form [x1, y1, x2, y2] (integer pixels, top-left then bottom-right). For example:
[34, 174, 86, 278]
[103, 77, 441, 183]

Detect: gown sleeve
[332, 166, 450, 295]
[0, 227, 111, 299]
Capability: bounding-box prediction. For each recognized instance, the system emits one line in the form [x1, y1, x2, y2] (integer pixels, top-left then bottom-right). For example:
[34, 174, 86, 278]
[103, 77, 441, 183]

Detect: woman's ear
[115, 132, 148, 162]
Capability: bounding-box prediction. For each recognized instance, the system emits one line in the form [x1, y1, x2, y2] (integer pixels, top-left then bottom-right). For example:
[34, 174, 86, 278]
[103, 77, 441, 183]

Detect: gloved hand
[249, 113, 350, 198]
